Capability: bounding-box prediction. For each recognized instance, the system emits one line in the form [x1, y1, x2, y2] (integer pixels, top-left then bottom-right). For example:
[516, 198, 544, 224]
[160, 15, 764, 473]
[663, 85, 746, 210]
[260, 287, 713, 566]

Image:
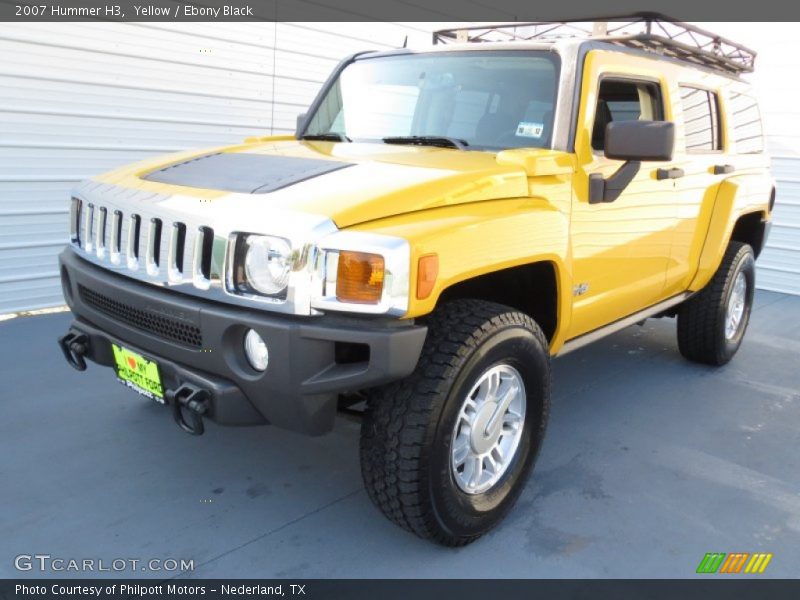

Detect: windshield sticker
[516, 122, 544, 138]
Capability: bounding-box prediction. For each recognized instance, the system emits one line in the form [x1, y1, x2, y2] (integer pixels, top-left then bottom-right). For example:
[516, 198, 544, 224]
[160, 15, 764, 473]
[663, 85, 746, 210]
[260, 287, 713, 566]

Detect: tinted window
[679, 86, 721, 152]
[729, 92, 764, 154]
[592, 79, 664, 151]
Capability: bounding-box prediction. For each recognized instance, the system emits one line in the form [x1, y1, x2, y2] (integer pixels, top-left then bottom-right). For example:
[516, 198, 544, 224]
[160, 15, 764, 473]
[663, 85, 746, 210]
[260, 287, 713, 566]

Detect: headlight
[231, 234, 293, 297]
[225, 229, 409, 316]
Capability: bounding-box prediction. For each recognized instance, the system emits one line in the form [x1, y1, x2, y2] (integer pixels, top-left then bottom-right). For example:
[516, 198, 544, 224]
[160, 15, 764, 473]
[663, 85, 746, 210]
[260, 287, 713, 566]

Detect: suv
[58, 16, 774, 546]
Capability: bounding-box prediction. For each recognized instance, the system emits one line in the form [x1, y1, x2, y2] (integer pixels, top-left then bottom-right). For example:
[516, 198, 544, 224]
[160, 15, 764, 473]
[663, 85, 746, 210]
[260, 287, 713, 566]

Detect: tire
[359, 299, 550, 546]
[677, 241, 755, 366]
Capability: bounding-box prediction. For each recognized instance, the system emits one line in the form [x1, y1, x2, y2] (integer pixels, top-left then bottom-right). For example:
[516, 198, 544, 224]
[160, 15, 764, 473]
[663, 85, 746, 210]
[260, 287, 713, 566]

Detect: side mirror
[295, 113, 307, 137]
[589, 120, 675, 204]
[604, 120, 674, 161]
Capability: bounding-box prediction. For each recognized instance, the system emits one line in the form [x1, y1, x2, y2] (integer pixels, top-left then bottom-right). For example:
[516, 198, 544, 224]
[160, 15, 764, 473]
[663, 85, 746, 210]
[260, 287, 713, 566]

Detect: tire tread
[359, 299, 548, 546]
[677, 241, 753, 365]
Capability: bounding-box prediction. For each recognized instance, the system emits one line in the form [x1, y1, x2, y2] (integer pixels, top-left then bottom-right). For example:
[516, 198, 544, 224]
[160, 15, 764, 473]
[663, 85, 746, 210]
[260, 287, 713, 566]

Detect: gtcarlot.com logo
[14, 554, 195, 573]
[696, 552, 773, 574]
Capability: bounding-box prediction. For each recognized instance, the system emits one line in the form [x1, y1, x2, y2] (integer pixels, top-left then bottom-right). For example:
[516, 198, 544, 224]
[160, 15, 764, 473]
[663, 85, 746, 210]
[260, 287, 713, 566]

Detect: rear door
[662, 83, 727, 295]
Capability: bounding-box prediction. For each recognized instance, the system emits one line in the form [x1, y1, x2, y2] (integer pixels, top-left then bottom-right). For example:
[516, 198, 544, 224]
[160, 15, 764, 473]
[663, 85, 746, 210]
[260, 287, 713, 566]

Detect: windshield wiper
[382, 136, 468, 150]
[301, 132, 352, 142]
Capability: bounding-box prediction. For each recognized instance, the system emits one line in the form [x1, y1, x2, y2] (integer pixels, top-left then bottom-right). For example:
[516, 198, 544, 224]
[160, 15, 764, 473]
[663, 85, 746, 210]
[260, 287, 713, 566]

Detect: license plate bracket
[112, 344, 165, 403]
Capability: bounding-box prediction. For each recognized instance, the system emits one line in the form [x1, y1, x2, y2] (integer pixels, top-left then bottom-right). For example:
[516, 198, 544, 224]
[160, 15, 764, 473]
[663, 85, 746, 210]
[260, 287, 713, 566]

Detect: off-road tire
[677, 241, 755, 365]
[359, 299, 550, 546]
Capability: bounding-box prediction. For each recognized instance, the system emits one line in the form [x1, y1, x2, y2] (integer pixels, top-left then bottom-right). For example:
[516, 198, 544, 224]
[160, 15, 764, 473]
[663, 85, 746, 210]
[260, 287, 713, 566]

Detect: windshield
[303, 51, 560, 151]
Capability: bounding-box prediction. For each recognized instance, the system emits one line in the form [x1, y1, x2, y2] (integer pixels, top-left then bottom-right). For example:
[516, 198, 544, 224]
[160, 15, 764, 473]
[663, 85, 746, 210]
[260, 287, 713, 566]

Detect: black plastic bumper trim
[59, 247, 427, 435]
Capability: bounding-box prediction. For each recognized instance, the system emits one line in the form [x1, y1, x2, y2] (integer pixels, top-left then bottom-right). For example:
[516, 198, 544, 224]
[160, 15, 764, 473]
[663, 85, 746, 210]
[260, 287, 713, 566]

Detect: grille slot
[193, 226, 214, 290]
[111, 210, 122, 264]
[127, 214, 141, 269]
[96, 207, 107, 258]
[84, 204, 95, 252]
[79, 285, 203, 348]
[70, 198, 82, 246]
[168, 222, 187, 282]
[146, 217, 163, 276]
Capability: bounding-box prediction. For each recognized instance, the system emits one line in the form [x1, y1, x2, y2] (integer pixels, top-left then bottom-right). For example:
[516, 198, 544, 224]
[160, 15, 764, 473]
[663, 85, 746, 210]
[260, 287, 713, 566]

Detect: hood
[98, 139, 571, 228]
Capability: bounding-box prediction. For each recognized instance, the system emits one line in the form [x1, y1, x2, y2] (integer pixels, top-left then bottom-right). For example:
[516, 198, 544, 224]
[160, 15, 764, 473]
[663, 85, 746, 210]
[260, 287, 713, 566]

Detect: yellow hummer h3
[58, 16, 774, 545]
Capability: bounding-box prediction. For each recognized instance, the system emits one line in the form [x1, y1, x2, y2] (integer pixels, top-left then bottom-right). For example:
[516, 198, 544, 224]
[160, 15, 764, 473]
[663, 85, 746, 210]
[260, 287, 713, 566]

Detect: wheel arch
[730, 206, 770, 259]
[433, 259, 567, 347]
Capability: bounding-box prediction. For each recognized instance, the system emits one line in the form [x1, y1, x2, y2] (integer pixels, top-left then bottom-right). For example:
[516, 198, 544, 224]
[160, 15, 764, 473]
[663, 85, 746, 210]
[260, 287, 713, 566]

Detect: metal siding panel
[0, 24, 276, 313]
[762, 157, 800, 295]
[0, 278, 67, 314]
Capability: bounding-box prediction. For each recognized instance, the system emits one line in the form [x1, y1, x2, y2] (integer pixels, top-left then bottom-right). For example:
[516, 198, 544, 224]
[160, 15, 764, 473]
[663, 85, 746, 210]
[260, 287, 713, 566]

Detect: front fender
[346, 196, 572, 340]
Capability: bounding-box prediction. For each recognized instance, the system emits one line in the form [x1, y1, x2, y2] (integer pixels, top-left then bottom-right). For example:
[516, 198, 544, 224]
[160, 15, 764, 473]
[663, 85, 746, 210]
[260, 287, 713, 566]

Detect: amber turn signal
[336, 251, 385, 304]
[416, 254, 438, 300]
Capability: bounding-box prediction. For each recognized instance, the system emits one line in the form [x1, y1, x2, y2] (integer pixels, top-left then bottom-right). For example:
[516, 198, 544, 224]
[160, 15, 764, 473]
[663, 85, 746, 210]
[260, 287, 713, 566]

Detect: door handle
[713, 164, 735, 175]
[656, 167, 685, 180]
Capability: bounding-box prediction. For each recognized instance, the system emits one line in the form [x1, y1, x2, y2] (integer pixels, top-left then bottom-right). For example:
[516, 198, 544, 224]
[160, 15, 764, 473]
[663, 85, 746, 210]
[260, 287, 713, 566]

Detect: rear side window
[729, 92, 764, 154]
[679, 86, 721, 152]
[592, 79, 664, 151]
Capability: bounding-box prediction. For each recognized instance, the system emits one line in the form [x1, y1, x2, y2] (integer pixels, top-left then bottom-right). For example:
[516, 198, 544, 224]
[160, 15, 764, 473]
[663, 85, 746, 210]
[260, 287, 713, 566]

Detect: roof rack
[432, 13, 756, 74]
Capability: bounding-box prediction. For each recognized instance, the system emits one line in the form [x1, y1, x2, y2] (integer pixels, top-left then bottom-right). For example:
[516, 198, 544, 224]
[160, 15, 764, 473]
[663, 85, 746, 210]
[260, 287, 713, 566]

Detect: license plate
[112, 344, 165, 403]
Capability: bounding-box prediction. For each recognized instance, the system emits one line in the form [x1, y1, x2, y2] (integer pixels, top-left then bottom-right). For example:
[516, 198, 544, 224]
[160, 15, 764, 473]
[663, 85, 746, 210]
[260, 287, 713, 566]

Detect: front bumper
[58, 248, 427, 435]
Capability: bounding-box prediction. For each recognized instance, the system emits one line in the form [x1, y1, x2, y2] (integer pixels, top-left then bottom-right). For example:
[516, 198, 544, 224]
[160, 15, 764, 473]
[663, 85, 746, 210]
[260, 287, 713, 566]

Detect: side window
[679, 86, 721, 152]
[592, 79, 664, 151]
[729, 92, 765, 154]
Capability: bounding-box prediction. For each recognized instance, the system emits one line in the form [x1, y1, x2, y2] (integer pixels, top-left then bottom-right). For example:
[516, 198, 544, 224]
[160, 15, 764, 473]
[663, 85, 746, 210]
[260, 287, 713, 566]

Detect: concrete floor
[1, 290, 799, 579]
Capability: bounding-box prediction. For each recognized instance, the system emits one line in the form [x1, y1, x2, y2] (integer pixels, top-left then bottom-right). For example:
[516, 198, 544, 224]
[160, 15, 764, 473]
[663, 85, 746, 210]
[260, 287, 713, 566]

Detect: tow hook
[165, 384, 209, 436]
[58, 332, 89, 371]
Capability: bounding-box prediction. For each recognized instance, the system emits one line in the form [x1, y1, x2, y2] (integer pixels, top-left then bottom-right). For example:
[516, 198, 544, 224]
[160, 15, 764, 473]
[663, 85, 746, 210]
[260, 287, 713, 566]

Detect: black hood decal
[142, 152, 353, 194]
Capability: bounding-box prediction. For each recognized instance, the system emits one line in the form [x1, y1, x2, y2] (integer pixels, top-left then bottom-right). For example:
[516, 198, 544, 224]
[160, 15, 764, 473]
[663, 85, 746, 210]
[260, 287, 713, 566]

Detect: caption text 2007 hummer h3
[58, 16, 774, 545]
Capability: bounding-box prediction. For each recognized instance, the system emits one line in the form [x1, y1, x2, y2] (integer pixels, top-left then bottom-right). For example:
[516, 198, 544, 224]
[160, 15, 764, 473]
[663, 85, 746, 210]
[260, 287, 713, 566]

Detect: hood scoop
[142, 152, 353, 194]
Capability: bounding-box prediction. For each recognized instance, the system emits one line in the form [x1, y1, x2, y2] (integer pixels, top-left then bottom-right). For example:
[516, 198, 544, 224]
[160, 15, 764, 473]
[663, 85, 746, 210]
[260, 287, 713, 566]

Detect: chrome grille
[67, 179, 339, 315]
[69, 189, 217, 295]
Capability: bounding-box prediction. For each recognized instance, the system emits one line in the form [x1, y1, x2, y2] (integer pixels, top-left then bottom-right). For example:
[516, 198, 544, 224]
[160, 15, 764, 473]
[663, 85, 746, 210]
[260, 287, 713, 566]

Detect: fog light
[244, 329, 269, 371]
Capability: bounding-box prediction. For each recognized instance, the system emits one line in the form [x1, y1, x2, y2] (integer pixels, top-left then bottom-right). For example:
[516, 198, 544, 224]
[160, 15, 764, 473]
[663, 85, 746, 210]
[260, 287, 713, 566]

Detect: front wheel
[359, 300, 550, 546]
[677, 241, 755, 365]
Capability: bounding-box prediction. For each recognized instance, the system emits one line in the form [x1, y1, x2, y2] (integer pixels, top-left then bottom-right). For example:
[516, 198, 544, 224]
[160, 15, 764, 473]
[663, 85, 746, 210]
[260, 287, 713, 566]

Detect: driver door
[567, 60, 679, 339]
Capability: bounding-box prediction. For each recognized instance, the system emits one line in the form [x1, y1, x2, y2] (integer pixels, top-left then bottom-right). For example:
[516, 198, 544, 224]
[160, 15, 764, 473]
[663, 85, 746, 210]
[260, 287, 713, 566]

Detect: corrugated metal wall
[1, 22, 799, 313]
[760, 156, 800, 294]
[0, 21, 437, 313]
[709, 23, 800, 295]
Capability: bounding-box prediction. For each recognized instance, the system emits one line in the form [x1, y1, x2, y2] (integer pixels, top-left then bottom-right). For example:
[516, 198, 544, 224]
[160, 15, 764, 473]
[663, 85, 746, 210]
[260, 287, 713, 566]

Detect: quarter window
[679, 86, 721, 152]
[729, 92, 765, 154]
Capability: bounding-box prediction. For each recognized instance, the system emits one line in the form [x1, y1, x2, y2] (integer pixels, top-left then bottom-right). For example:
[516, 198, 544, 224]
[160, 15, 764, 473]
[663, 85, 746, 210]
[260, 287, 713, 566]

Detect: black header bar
[3, 579, 800, 600]
[2, 0, 800, 22]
